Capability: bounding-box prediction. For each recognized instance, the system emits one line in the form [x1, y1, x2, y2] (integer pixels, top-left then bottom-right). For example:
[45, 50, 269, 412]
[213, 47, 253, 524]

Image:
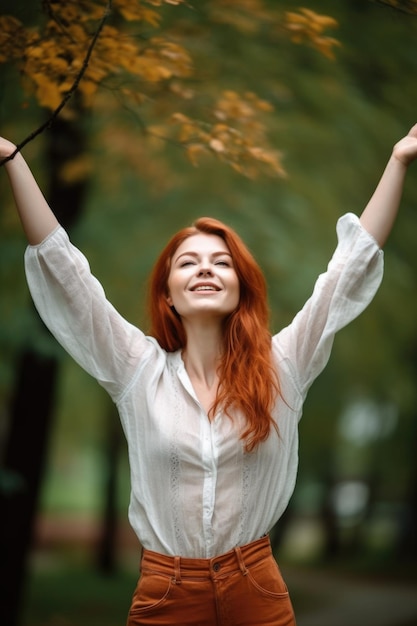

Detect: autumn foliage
[284, 8, 340, 59]
[0, 1, 342, 177]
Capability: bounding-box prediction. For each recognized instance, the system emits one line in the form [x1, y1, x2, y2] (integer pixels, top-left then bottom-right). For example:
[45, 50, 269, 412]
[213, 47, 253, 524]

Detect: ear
[166, 293, 173, 307]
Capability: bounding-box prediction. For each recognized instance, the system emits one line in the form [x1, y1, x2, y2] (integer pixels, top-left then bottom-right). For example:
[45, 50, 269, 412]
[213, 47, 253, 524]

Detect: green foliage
[1, 0, 417, 563]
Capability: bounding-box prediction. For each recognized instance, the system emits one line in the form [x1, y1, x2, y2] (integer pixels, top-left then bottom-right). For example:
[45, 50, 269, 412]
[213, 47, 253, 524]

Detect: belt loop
[139, 547, 144, 574]
[173, 556, 182, 584]
[234, 546, 248, 576]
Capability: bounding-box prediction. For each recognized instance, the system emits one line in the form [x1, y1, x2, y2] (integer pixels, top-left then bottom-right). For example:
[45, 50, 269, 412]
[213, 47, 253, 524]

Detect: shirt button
[213, 562, 221, 572]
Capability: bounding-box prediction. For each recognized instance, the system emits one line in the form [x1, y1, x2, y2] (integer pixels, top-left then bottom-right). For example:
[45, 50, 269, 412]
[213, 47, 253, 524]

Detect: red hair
[148, 217, 280, 451]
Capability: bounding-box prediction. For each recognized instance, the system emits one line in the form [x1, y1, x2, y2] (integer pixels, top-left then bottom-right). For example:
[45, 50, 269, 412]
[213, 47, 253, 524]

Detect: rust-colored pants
[126, 535, 296, 625]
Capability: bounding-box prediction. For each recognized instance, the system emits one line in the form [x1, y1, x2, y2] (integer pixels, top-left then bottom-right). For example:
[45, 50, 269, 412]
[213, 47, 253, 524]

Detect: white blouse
[24, 213, 383, 558]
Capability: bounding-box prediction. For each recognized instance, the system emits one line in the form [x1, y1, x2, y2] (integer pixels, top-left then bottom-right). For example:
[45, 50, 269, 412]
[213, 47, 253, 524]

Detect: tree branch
[0, 0, 112, 167]
[372, 0, 417, 14]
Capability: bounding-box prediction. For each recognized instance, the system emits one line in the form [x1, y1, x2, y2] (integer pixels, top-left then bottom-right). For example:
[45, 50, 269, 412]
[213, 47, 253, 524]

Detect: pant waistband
[140, 535, 272, 582]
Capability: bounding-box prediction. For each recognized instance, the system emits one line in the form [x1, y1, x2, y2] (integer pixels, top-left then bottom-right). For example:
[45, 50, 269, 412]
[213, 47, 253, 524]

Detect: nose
[197, 264, 213, 276]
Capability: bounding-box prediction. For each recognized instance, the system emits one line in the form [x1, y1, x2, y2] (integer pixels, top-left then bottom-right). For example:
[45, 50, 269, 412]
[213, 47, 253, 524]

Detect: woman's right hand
[0, 136, 18, 161]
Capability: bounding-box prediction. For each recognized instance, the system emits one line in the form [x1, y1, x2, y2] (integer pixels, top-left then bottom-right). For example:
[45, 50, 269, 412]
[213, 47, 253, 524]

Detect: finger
[408, 123, 417, 137]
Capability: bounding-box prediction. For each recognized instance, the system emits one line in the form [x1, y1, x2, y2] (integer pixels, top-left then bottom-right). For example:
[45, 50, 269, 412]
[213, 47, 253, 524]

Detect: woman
[1, 125, 416, 626]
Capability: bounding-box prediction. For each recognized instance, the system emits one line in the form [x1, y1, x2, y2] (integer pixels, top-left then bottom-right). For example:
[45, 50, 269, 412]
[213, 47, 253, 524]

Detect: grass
[22, 562, 138, 626]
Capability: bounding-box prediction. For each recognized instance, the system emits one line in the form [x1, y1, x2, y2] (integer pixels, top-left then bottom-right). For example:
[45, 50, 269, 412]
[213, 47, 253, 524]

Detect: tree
[1, 1, 417, 624]
[0, 3, 342, 624]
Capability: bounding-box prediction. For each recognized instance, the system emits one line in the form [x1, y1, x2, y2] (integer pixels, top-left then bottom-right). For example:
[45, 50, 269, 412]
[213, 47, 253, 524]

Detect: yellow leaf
[79, 78, 99, 97]
[209, 138, 225, 153]
[186, 143, 207, 166]
[171, 112, 191, 124]
[169, 81, 194, 99]
[0, 15, 26, 61]
[33, 74, 63, 109]
[285, 8, 340, 58]
[178, 123, 196, 142]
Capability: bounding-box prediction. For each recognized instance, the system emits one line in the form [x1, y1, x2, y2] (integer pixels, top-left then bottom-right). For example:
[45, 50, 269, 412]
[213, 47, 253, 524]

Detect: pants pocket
[246, 556, 290, 599]
[128, 571, 173, 616]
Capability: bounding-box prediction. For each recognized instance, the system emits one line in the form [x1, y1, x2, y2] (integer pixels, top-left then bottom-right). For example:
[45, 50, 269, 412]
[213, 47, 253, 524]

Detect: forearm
[359, 155, 407, 248]
[4, 150, 59, 245]
[360, 124, 417, 248]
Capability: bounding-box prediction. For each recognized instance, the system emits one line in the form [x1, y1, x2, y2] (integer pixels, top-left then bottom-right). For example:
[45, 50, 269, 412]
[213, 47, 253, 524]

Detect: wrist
[3, 149, 23, 169]
[390, 152, 409, 169]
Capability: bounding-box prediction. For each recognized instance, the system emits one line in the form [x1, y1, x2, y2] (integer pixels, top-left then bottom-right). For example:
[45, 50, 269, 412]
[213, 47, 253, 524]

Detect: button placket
[200, 413, 218, 554]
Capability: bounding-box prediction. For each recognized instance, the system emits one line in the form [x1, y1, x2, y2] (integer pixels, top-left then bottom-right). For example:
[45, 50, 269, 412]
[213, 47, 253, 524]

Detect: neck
[182, 319, 223, 386]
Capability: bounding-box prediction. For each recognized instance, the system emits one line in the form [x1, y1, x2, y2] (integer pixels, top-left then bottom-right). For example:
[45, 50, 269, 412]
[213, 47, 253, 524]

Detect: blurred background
[1, 1, 417, 625]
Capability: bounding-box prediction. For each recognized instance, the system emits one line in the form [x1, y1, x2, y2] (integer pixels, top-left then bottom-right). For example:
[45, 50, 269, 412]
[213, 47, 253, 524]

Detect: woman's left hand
[393, 123, 417, 167]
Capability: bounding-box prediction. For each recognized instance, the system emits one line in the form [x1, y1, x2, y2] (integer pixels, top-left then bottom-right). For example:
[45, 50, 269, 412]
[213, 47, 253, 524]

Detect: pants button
[213, 562, 221, 572]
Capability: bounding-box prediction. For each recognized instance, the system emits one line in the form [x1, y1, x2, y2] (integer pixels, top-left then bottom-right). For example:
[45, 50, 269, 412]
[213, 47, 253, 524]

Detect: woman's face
[167, 233, 240, 321]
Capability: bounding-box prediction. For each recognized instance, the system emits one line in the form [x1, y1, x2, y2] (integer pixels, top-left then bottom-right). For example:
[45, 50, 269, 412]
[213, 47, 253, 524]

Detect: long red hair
[148, 217, 280, 451]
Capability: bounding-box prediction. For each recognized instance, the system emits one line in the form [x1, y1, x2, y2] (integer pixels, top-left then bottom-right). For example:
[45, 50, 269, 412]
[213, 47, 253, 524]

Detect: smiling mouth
[194, 286, 217, 292]
[190, 284, 220, 292]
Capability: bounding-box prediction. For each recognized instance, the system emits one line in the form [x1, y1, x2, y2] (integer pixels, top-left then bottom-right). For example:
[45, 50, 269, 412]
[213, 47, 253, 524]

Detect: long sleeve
[24, 226, 156, 402]
[274, 213, 384, 401]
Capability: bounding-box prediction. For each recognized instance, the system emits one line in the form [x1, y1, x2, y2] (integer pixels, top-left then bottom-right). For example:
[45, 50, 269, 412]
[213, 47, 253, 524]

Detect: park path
[284, 567, 417, 626]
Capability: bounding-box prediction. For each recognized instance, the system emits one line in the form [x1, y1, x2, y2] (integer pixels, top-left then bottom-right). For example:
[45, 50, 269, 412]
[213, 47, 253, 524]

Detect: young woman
[1, 125, 416, 626]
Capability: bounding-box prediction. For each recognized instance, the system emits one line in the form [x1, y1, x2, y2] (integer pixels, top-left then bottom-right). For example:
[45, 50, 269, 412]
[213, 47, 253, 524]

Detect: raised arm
[0, 137, 59, 245]
[360, 124, 417, 248]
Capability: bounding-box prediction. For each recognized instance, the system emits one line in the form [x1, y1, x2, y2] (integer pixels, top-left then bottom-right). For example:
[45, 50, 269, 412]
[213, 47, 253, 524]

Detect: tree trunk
[396, 417, 417, 560]
[0, 116, 88, 626]
[95, 403, 124, 575]
[0, 349, 58, 626]
[320, 473, 341, 560]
